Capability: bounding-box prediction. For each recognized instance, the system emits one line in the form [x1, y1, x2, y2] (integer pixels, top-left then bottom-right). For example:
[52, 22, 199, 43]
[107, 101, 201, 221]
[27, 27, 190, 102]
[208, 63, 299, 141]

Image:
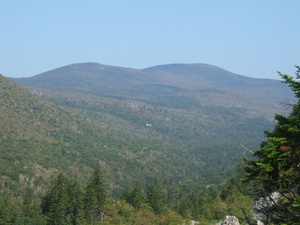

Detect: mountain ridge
[10, 62, 293, 104]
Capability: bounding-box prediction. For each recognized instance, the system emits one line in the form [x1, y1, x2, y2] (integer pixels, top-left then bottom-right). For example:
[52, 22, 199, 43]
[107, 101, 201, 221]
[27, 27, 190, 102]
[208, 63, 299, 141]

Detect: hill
[1, 74, 209, 196]
[143, 63, 291, 103]
[11, 62, 293, 104]
[6, 63, 295, 193]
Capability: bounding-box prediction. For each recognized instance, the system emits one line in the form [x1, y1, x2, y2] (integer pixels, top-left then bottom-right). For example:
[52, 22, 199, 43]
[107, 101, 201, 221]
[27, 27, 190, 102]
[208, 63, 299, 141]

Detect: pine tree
[0, 191, 20, 224]
[21, 187, 43, 221]
[41, 173, 70, 225]
[244, 66, 300, 224]
[146, 184, 164, 214]
[121, 183, 144, 211]
[130, 183, 143, 211]
[68, 176, 84, 224]
[41, 173, 83, 225]
[84, 163, 107, 223]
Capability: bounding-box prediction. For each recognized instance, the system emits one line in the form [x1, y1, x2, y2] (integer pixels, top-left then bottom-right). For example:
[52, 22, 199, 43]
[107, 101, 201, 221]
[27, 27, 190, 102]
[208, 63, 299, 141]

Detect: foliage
[6, 62, 291, 192]
[174, 178, 256, 225]
[0, 190, 21, 224]
[1, 74, 256, 196]
[0, 167, 190, 225]
[85, 163, 107, 223]
[244, 66, 300, 224]
[146, 184, 165, 214]
[20, 85, 281, 191]
[1, 63, 297, 224]
[41, 173, 83, 225]
[121, 182, 144, 211]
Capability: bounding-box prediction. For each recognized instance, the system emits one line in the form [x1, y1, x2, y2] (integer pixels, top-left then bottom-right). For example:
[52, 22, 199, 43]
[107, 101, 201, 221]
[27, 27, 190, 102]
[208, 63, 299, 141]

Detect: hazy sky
[1, 1, 299, 79]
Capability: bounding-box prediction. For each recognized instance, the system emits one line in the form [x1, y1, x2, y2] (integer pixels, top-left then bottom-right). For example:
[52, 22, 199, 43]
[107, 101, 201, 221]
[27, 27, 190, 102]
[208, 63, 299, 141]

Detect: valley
[0, 62, 296, 224]
[6, 63, 294, 191]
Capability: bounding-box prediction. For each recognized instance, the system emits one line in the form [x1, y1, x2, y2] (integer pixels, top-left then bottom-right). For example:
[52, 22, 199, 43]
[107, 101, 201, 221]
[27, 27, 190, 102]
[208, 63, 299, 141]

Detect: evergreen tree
[130, 183, 143, 211]
[41, 173, 70, 225]
[22, 187, 40, 218]
[19, 187, 46, 224]
[68, 176, 84, 224]
[41, 173, 83, 225]
[146, 184, 164, 214]
[244, 66, 300, 224]
[0, 191, 20, 224]
[84, 163, 107, 223]
[121, 183, 144, 211]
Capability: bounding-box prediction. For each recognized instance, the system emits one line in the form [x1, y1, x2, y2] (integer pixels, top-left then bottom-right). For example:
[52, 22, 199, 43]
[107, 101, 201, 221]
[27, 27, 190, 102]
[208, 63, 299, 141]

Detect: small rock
[216, 216, 240, 225]
[257, 220, 264, 225]
[190, 220, 200, 225]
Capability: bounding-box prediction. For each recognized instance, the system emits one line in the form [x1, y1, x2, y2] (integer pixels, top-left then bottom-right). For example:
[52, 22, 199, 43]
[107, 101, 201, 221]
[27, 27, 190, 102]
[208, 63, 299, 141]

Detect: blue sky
[1, 1, 299, 79]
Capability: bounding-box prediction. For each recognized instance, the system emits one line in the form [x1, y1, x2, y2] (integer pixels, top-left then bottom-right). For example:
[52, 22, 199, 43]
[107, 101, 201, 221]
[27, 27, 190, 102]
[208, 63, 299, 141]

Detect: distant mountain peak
[9, 62, 293, 103]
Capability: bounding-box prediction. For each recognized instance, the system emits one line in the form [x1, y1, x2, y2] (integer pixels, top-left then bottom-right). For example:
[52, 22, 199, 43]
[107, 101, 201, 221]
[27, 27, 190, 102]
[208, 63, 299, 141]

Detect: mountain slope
[18, 85, 284, 183]
[1, 75, 209, 195]
[6, 62, 295, 193]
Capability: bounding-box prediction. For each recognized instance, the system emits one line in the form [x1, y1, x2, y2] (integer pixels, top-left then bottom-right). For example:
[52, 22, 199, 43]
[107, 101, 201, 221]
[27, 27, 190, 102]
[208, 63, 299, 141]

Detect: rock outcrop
[253, 192, 280, 223]
[216, 216, 240, 225]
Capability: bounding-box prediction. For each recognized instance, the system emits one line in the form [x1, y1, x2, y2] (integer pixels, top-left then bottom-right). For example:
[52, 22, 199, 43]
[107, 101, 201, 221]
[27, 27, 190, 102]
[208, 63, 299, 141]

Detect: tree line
[0, 161, 259, 224]
[0, 163, 189, 225]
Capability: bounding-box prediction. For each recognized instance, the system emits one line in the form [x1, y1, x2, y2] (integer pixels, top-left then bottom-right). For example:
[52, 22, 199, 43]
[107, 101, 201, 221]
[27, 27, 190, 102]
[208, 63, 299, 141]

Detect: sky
[1, 1, 299, 79]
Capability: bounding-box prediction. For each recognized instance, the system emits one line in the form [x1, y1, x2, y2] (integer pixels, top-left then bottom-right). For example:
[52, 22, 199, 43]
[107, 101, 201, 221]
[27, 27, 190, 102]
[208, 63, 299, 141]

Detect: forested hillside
[0, 74, 207, 196]
[27, 86, 280, 181]
[2, 63, 298, 224]
[9, 63, 294, 188]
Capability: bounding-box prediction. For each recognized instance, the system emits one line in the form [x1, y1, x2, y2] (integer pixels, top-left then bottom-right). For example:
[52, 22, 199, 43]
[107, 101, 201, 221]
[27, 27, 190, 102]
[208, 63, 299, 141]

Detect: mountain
[143, 63, 292, 103]
[5, 63, 295, 194]
[1, 74, 208, 196]
[11, 62, 293, 104]
[10, 63, 150, 98]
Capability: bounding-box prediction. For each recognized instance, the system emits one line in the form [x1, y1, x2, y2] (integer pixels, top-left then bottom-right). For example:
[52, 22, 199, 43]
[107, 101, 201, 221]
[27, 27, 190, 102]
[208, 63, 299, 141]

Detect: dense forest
[1, 65, 300, 224]
[0, 161, 258, 225]
[9, 63, 292, 190]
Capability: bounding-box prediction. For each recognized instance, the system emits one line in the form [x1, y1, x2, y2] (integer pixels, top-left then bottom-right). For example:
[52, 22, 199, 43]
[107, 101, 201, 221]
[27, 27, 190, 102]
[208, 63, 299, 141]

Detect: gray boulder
[190, 220, 200, 225]
[216, 216, 240, 225]
[253, 192, 280, 222]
